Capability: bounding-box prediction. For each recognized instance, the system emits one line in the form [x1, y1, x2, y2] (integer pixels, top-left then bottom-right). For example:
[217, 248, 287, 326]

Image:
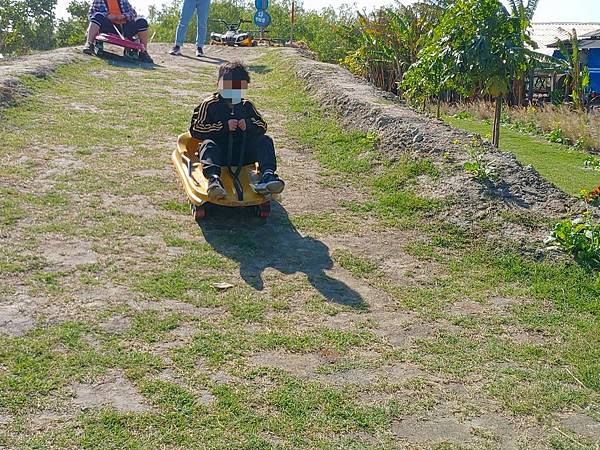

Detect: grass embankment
[0, 49, 598, 448]
[444, 115, 600, 195]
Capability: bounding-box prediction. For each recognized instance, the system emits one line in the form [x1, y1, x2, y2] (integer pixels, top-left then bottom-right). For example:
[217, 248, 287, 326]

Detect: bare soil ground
[0, 44, 598, 449]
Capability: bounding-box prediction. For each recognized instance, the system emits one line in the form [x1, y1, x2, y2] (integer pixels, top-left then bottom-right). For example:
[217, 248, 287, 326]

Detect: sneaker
[196, 47, 204, 57]
[82, 42, 95, 55]
[139, 51, 154, 64]
[207, 176, 227, 200]
[169, 45, 181, 56]
[254, 170, 285, 194]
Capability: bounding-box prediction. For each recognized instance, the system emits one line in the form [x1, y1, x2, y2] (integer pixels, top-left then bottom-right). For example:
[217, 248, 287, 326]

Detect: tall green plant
[556, 29, 590, 111]
[342, 3, 442, 92]
[506, 0, 539, 106]
[55, 0, 89, 47]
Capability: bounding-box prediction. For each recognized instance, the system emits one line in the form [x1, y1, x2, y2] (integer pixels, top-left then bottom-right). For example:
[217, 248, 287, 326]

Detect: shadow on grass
[98, 51, 158, 70]
[196, 202, 366, 309]
[179, 54, 228, 65]
[248, 64, 272, 74]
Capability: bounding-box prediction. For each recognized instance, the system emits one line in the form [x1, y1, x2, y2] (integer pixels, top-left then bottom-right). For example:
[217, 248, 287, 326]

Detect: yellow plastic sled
[172, 132, 273, 220]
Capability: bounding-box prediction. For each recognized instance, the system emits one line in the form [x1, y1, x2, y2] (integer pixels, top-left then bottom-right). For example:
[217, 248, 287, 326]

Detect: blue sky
[56, 0, 600, 22]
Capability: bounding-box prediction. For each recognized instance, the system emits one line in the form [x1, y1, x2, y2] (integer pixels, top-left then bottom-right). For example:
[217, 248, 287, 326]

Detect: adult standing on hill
[169, 0, 211, 57]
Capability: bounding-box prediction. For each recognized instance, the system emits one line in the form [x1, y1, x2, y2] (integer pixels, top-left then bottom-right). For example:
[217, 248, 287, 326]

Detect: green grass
[332, 249, 383, 279]
[0, 322, 163, 415]
[257, 52, 441, 227]
[445, 115, 600, 195]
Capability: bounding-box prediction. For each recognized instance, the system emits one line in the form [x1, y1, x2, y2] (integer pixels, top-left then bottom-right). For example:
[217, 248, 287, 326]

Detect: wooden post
[528, 67, 534, 106]
[290, 0, 296, 44]
[492, 96, 502, 148]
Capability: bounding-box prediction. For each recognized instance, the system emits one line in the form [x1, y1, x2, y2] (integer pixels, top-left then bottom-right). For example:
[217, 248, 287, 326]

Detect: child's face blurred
[218, 78, 249, 91]
[218, 77, 248, 104]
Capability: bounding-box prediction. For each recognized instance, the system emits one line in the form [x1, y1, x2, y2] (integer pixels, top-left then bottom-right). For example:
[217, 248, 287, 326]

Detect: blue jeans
[175, 0, 211, 48]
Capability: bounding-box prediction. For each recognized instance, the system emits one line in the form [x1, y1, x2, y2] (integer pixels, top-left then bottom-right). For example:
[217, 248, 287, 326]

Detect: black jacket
[189, 93, 268, 150]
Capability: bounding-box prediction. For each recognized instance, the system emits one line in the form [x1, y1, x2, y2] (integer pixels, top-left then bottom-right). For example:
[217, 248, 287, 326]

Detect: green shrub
[464, 146, 500, 183]
[546, 128, 570, 145]
[584, 155, 600, 172]
[547, 215, 600, 266]
[55, 0, 88, 47]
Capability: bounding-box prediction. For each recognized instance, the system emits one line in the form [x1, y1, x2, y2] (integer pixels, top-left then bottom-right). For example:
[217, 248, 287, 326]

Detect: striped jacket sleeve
[190, 96, 225, 142]
[245, 100, 267, 137]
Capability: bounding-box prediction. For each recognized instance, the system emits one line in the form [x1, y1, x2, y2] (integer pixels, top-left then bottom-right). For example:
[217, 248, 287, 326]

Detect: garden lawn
[445, 114, 600, 195]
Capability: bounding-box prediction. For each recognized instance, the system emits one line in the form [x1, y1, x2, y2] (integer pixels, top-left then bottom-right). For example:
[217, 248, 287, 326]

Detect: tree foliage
[341, 3, 442, 92]
[0, 0, 57, 55]
[55, 0, 89, 48]
[556, 29, 591, 111]
[402, 0, 536, 146]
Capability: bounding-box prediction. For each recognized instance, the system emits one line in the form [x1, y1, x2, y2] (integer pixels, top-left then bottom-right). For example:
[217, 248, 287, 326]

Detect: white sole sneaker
[169, 48, 182, 56]
[207, 185, 227, 201]
[253, 179, 285, 194]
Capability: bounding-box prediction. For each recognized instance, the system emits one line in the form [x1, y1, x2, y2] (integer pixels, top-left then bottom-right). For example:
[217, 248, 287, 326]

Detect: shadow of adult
[247, 64, 272, 75]
[197, 202, 366, 309]
[102, 52, 157, 70]
[179, 54, 228, 65]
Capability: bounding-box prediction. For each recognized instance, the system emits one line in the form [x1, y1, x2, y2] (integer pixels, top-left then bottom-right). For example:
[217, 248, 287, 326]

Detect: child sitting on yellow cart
[189, 61, 285, 200]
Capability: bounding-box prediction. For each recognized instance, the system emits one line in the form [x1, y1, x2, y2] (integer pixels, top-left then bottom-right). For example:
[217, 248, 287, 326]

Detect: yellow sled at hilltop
[172, 133, 273, 220]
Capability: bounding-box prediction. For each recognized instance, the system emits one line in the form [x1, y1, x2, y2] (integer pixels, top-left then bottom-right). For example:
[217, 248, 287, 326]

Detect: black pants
[199, 134, 277, 178]
[91, 13, 149, 38]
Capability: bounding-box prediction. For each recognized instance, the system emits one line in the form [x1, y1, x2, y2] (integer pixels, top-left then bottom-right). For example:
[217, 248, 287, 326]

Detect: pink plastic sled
[95, 33, 145, 52]
[94, 29, 145, 60]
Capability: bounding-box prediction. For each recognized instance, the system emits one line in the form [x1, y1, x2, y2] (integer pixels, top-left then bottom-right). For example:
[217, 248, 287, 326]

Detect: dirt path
[0, 44, 598, 449]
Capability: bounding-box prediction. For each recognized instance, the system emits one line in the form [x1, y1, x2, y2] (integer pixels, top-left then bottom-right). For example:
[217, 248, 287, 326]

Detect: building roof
[530, 22, 600, 54]
[580, 28, 600, 39]
[579, 40, 600, 50]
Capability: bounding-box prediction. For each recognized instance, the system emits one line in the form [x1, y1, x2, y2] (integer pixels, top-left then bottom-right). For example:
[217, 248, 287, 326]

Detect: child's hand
[228, 119, 239, 131]
[238, 119, 247, 131]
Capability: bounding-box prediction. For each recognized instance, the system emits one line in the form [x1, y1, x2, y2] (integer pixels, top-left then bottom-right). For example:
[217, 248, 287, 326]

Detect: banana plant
[556, 29, 591, 110]
[340, 4, 443, 93]
[505, 0, 539, 105]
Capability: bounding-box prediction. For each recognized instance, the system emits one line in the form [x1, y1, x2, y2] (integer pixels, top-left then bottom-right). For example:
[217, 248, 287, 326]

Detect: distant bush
[55, 0, 88, 47]
[584, 155, 600, 172]
[0, 0, 57, 56]
[546, 127, 568, 144]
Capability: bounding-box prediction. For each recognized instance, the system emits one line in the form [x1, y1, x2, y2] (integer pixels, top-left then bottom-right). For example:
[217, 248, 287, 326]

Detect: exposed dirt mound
[290, 51, 579, 243]
[0, 48, 83, 111]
